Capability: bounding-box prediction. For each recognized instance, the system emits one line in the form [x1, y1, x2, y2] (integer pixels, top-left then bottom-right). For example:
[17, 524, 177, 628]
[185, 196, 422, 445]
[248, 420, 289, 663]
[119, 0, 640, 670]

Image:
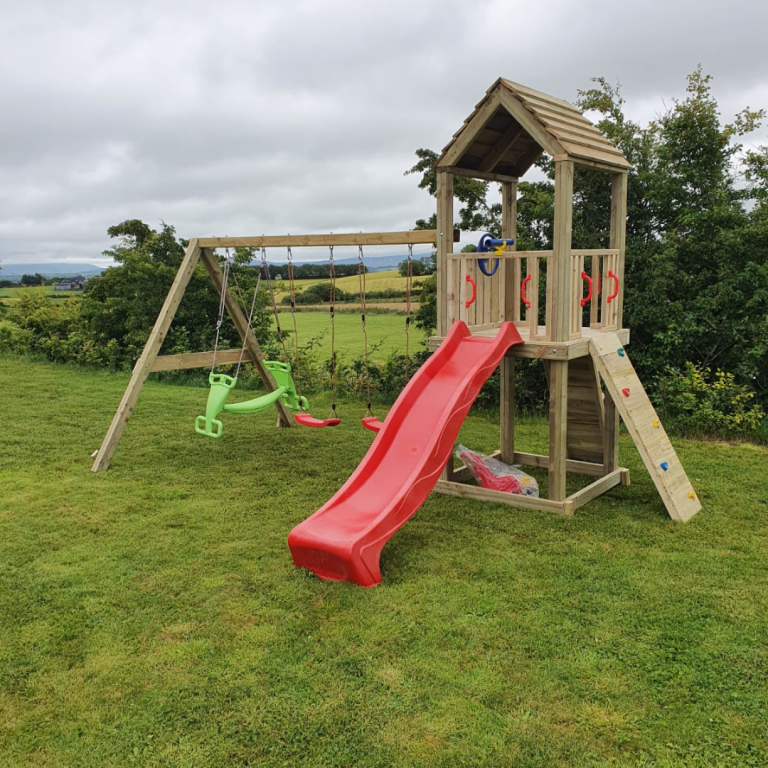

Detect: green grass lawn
[275, 311, 426, 362]
[1, 357, 767, 767]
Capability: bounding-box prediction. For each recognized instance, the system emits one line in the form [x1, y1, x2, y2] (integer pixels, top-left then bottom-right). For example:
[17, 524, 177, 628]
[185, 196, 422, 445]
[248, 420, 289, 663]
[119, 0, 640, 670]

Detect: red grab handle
[607, 270, 619, 303]
[580, 270, 593, 307]
[465, 273, 476, 308]
[521, 274, 532, 309]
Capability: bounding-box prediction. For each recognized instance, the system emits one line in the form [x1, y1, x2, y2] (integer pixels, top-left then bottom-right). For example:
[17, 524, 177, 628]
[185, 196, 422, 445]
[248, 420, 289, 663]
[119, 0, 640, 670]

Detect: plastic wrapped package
[455, 445, 539, 497]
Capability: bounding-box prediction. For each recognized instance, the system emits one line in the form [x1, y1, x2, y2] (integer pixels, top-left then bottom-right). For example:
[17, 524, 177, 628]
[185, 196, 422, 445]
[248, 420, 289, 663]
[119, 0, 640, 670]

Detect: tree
[397, 258, 431, 277]
[82, 220, 275, 369]
[21, 273, 45, 286]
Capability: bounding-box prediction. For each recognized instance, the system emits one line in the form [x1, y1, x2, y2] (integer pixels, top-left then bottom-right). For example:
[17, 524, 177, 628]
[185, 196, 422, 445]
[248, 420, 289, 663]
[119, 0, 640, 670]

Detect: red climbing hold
[622, 387, 630, 397]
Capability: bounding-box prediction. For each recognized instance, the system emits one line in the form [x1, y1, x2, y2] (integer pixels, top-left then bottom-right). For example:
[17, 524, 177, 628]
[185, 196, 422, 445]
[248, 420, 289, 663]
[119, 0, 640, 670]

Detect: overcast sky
[2, 0, 767, 267]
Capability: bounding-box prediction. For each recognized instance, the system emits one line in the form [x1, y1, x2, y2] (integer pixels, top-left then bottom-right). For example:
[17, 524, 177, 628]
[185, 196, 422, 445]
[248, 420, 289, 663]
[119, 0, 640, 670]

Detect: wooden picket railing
[445, 248, 623, 342]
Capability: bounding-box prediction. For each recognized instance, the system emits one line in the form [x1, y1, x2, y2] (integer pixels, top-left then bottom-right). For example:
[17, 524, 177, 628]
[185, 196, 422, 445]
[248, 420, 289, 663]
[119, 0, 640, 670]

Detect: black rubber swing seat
[294, 413, 341, 428]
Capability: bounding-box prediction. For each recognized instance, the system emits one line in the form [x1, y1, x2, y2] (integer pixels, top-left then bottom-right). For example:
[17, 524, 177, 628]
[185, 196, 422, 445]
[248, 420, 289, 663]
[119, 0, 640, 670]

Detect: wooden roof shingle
[437, 78, 630, 177]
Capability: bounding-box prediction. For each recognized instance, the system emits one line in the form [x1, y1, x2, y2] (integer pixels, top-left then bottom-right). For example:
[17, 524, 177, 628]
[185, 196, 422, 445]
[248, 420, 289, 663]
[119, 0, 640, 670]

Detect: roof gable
[437, 78, 630, 177]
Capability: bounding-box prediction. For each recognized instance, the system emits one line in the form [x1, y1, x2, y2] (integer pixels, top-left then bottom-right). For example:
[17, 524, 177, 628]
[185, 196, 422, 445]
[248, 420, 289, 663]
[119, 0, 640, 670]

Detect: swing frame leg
[91, 243, 291, 472]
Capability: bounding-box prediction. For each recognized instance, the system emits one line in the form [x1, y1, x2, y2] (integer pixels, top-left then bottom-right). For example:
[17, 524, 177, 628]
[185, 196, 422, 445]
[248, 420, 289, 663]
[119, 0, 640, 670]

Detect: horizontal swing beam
[198, 230, 460, 249]
[150, 349, 254, 372]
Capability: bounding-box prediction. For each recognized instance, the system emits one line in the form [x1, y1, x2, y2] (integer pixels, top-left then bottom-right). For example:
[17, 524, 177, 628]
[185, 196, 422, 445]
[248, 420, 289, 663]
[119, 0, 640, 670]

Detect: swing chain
[328, 245, 338, 419]
[405, 243, 413, 381]
[286, 246, 303, 406]
[358, 244, 374, 418]
[211, 250, 232, 373]
[262, 246, 288, 361]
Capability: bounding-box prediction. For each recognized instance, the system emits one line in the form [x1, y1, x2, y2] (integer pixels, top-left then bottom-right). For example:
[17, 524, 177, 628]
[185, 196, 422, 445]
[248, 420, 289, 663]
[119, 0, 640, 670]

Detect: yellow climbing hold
[688, 491, 696, 501]
[652, 419, 660, 429]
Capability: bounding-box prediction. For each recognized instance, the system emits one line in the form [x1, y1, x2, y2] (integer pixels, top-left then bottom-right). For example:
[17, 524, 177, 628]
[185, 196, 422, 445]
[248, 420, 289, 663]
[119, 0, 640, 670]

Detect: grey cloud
[1, 0, 766, 266]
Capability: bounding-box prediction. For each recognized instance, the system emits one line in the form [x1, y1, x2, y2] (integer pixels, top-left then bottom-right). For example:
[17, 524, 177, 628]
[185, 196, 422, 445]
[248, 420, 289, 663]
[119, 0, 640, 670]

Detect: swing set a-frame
[90, 230, 447, 473]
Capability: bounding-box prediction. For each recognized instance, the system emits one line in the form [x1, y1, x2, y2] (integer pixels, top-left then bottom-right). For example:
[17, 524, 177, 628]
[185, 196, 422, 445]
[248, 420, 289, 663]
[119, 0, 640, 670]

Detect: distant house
[54, 276, 85, 291]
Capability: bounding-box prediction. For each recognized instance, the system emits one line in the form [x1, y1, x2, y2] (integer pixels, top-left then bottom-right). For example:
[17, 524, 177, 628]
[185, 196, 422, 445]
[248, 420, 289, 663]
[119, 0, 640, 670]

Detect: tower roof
[437, 78, 630, 177]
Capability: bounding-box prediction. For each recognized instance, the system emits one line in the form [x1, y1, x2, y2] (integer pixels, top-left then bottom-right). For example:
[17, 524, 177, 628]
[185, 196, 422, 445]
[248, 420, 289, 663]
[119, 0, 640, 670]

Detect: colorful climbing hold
[687, 491, 696, 501]
[652, 419, 660, 429]
[617, 348, 625, 356]
[660, 461, 669, 471]
[622, 387, 630, 397]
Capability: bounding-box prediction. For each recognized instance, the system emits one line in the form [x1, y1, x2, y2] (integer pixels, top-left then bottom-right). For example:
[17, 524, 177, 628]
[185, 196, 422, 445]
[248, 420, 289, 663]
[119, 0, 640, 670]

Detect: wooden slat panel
[559, 140, 632, 170]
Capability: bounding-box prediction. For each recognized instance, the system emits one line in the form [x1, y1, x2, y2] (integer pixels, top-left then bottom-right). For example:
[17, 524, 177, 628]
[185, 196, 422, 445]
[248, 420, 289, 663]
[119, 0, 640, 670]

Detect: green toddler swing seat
[195, 361, 307, 439]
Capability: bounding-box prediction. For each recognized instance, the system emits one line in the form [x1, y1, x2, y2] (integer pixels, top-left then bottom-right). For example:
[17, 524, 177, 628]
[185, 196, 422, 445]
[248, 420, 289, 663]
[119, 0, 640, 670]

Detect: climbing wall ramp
[589, 333, 701, 522]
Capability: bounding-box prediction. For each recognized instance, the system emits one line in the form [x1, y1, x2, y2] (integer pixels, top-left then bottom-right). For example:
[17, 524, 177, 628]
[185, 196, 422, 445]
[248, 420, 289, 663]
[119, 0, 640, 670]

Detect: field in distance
[273, 269, 426, 299]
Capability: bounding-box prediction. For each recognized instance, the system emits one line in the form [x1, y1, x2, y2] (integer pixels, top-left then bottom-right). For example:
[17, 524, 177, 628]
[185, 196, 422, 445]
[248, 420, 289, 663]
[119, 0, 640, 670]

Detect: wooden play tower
[430, 78, 700, 521]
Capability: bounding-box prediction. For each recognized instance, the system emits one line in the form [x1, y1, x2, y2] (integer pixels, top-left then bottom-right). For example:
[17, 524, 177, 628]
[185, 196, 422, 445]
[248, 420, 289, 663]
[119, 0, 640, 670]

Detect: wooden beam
[150, 349, 252, 372]
[428, 328, 630, 360]
[433, 480, 569, 515]
[551, 160, 575, 342]
[91, 239, 203, 472]
[436, 171, 454, 337]
[497, 89, 565, 158]
[439, 91, 503, 167]
[200, 249, 293, 428]
[437, 165, 519, 184]
[447, 250, 553, 260]
[500, 179, 517, 464]
[547, 359, 569, 501]
[480, 123, 526, 172]
[563, 469, 624, 514]
[610, 172, 628, 328]
[512, 452, 608, 477]
[197, 231, 445, 249]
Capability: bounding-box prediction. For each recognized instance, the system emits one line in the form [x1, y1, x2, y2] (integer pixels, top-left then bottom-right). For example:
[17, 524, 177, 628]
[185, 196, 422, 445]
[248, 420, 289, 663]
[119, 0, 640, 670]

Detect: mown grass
[1, 357, 767, 767]
[274, 311, 425, 362]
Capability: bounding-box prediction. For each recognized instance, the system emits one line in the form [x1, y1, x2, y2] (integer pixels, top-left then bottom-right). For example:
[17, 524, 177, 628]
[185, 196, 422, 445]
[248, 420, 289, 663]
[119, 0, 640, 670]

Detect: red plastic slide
[288, 320, 524, 586]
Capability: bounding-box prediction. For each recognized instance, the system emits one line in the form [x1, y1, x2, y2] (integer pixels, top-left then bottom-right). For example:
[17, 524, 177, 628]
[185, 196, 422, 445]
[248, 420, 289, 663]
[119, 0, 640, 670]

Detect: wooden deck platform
[429, 325, 631, 361]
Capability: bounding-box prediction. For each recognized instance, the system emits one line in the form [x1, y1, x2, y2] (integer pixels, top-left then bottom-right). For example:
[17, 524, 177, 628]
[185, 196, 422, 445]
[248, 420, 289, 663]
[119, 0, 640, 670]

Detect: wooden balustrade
[446, 248, 623, 341]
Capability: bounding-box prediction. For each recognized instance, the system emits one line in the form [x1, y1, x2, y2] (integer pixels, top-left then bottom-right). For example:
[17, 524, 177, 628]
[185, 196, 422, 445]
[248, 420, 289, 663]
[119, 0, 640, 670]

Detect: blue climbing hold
[660, 462, 669, 471]
[617, 348, 625, 356]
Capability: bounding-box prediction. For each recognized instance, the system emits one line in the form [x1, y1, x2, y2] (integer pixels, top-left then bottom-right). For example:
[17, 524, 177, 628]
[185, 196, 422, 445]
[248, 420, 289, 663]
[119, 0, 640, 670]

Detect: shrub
[0, 320, 34, 353]
[656, 362, 765, 436]
[283, 283, 352, 305]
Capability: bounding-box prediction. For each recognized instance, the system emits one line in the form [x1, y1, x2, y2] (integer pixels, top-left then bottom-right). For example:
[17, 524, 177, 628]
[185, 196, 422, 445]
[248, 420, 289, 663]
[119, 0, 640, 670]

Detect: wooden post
[200, 249, 292, 428]
[500, 180, 517, 463]
[436, 169, 454, 337]
[604, 171, 628, 472]
[610, 172, 628, 329]
[551, 161, 574, 342]
[91, 239, 203, 472]
[547, 161, 574, 500]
